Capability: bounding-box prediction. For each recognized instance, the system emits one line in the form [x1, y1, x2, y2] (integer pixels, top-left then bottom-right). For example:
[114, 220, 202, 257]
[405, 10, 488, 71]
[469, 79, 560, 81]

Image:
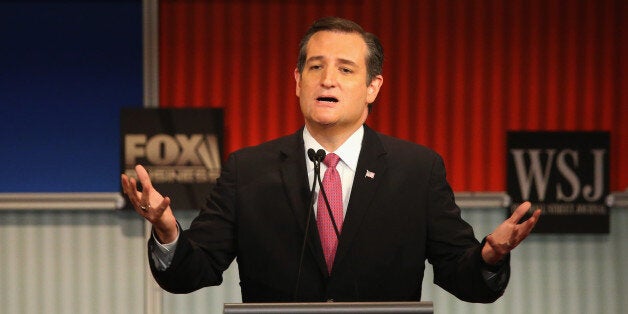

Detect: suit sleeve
[148, 154, 238, 294]
[425, 154, 509, 303]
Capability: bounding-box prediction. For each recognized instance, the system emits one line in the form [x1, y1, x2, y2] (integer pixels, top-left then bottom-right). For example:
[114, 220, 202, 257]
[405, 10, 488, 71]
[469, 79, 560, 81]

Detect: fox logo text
[124, 133, 221, 184]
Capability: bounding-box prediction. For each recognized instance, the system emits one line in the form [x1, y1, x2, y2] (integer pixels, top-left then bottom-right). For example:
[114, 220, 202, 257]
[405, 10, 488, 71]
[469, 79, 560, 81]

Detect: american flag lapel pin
[365, 170, 375, 179]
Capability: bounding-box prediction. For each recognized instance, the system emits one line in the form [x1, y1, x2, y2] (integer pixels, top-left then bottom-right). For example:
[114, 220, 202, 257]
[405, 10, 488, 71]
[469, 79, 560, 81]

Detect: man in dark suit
[121, 17, 540, 303]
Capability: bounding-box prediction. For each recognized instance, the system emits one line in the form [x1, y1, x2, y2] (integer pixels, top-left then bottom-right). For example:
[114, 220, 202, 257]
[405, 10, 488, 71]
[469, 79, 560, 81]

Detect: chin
[314, 114, 340, 124]
[307, 117, 338, 128]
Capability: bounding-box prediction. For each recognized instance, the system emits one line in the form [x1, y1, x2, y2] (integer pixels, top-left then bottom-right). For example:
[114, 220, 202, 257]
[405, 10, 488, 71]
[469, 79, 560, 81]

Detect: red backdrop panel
[159, 0, 627, 192]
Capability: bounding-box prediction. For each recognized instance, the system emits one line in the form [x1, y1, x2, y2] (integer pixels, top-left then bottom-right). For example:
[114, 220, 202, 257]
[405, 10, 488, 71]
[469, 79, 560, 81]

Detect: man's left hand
[482, 201, 541, 265]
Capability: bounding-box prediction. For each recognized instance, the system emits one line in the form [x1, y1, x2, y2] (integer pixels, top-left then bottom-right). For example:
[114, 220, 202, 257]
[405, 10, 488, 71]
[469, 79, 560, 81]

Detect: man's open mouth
[317, 97, 338, 103]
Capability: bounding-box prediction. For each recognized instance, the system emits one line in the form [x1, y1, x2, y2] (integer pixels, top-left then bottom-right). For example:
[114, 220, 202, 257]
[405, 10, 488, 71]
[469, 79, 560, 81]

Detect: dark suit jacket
[149, 125, 508, 303]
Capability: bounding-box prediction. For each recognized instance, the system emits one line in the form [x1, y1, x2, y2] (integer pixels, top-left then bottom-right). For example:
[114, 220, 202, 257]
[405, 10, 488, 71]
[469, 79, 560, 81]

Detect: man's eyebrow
[305, 56, 325, 63]
[305, 56, 359, 67]
[337, 58, 358, 67]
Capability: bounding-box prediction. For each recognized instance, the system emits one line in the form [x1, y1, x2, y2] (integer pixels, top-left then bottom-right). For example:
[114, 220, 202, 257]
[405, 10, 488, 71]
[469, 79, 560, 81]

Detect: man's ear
[294, 68, 301, 97]
[366, 75, 384, 104]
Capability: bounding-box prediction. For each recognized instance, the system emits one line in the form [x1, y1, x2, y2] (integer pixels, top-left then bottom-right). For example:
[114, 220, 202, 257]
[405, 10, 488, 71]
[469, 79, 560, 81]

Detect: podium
[224, 301, 433, 313]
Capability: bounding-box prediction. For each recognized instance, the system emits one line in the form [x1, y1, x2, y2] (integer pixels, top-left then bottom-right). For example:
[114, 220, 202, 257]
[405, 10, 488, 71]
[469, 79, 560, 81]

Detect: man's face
[295, 31, 383, 133]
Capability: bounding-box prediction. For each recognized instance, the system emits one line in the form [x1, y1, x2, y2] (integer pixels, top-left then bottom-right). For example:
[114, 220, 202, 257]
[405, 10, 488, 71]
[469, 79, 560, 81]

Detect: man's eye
[309, 65, 322, 70]
[340, 67, 353, 74]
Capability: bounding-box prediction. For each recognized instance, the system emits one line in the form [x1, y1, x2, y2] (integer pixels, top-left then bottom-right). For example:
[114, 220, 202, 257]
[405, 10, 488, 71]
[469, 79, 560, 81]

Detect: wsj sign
[507, 132, 609, 233]
[121, 108, 223, 210]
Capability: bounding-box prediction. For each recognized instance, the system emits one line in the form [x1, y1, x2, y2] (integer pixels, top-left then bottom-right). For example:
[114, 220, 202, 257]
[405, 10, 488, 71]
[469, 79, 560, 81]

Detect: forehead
[305, 31, 368, 65]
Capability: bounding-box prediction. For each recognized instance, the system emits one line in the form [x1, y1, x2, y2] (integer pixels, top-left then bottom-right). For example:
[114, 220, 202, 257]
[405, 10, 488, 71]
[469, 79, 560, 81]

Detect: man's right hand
[121, 164, 178, 243]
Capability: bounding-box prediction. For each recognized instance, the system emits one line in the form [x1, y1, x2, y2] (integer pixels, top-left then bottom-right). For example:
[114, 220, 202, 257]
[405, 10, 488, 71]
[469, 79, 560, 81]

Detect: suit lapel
[279, 129, 328, 276]
[333, 125, 387, 270]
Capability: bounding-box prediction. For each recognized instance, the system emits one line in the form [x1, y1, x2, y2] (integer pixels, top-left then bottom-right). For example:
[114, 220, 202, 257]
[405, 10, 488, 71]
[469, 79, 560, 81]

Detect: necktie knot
[323, 153, 340, 168]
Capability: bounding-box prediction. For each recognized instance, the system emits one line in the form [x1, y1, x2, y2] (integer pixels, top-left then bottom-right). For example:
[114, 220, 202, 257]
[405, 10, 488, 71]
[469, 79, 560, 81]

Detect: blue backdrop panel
[0, 1, 142, 192]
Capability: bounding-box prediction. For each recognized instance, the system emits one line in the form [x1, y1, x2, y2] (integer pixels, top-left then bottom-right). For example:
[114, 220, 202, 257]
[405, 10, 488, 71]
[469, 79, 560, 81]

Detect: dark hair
[296, 17, 384, 85]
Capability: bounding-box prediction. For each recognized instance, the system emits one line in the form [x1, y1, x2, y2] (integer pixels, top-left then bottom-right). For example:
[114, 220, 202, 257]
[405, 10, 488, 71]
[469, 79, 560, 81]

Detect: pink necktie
[317, 153, 343, 275]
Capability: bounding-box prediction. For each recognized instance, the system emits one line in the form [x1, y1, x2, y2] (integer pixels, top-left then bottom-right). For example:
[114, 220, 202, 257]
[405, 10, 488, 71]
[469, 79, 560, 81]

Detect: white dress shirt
[303, 125, 364, 217]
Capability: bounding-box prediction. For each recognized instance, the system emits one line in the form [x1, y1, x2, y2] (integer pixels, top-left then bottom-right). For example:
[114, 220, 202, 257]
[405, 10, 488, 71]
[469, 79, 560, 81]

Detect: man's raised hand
[121, 165, 178, 243]
[481, 201, 541, 264]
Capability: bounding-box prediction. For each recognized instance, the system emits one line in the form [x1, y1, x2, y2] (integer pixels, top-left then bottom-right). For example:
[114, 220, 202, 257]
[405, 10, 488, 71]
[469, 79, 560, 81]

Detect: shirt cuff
[149, 223, 180, 271]
[152, 226, 180, 251]
[479, 237, 510, 292]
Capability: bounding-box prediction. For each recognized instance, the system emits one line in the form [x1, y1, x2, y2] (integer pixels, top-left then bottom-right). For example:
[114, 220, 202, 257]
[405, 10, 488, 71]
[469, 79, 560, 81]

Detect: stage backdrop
[158, 0, 627, 193]
[0, 1, 142, 193]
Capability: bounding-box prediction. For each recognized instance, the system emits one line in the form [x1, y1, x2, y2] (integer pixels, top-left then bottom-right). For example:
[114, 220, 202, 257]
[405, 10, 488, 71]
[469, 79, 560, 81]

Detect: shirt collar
[303, 125, 364, 172]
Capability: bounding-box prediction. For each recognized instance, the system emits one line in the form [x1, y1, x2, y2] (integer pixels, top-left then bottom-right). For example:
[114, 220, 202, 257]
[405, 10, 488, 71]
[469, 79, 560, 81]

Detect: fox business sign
[121, 108, 223, 210]
[507, 131, 610, 233]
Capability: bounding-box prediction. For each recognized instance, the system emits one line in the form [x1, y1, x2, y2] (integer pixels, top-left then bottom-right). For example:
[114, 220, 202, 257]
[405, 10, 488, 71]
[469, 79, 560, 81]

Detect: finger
[121, 175, 136, 202]
[122, 174, 138, 196]
[532, 208, 542, 219]
[509, 201, 532, 223]
[135, 164, 153, 190]
[523, 208, 541, 227]
[129, 177, 140, 198]
[140, 179, 151, 206]
[153, 196, 171, 215]
[128, 177, 145, 207]
[517, 209, 542, 236]
[121, 174, 137, 196]
[134, 165, 156, 210]
[526, 209, 541, 226]
[121, 174, 131, 194]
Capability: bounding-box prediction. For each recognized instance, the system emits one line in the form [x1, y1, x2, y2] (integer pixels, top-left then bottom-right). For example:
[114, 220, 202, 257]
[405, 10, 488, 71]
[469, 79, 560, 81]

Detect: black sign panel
[507, 131, 610, 233]
[121, 108, 224, 210]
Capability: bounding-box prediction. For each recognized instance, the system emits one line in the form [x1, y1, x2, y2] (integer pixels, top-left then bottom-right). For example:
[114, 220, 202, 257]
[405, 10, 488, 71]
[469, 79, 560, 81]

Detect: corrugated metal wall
[0, 210, 145, 314]
[158, 0, 627, 192]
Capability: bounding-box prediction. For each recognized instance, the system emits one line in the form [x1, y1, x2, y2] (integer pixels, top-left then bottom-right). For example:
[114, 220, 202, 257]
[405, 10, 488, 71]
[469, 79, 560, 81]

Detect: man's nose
[321, 68, 337, 87]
